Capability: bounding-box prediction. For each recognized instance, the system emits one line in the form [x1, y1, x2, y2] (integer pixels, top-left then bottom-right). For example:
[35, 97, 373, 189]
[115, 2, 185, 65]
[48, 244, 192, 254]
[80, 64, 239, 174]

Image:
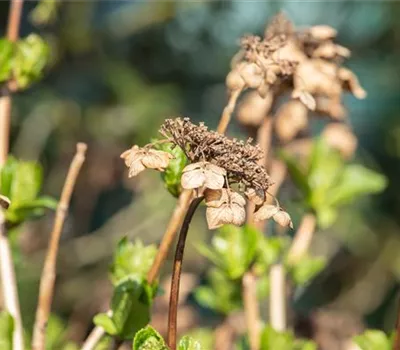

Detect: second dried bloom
[254, 204, 293, 229]
[120, 145, 174, 177]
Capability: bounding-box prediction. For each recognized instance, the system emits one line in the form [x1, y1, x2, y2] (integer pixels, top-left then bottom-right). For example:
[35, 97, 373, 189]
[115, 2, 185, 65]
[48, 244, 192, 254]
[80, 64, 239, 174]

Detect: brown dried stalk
[242, 271, 261, 350]
[286, 213, 317, 264]
[32, 143, 87, 350]
[217, 88, 242, 134]
[269, 264, 286, 331]
[0, 2, 25, 350]
[167, 196, 203, 350]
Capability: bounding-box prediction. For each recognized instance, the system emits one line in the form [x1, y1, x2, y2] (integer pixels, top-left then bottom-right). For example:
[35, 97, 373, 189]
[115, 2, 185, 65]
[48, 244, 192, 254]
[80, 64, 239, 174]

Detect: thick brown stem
[32, 143, 87, 350]
[286, 213, 317, 264]
[217, 89, 242, 134]
[243, 271, 260, 350]
[147, 189, 193, 284]
[167, 196, 203, 350]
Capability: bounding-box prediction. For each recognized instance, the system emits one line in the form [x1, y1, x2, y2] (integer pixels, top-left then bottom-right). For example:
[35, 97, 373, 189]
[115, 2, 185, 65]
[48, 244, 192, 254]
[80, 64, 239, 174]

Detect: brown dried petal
[0, 195, 11, 210]
[230, 191, 246, 207]
[292, 90, 316, 111]
[183, 162, 204, 172]
[237, 91, 272, 127]
[120, 145, 140, 167]
[338, 68, 367, 99]
[231, 203, 246, 226]
[322, 123, 357, 159]
[206, 205, 233, 230]
[245, 187, 265, 205]
[253, 204, 279, 221]
[181, 168, 206, 190]
[239, 62, 263, 89]
[275, 100, 308, 142]
[128, 160, 146, 178]
[141, 149, 173, 170]
[312, 42, 350, 59]
[206, 163, 227, 176]
[309, 25, 337, 40]
[226, 69, 246, 91]
[205, 189, 228, 208]
[273, 210, 293, 229]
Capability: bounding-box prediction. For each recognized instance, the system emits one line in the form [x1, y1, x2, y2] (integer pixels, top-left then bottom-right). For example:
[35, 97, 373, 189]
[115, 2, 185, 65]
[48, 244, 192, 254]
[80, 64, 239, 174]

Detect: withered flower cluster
[234, 13, 364, 158]
[121, 118, 292, 230]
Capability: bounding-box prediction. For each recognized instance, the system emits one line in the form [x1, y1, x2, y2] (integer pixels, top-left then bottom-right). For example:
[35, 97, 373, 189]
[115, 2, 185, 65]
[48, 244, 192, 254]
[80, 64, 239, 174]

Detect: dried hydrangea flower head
[120, 144, 174, 177]
[160, 118, 272, 195]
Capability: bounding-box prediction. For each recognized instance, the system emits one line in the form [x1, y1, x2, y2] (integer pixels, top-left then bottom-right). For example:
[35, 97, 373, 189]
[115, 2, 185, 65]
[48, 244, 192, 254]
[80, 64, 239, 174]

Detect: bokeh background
[1, 1, 400, 348]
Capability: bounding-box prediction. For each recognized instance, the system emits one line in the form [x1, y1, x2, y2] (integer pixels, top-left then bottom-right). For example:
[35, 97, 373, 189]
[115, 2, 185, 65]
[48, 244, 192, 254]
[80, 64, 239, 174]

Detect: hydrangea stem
[167, 196, 203, 350]
[217, 88, 242, 134]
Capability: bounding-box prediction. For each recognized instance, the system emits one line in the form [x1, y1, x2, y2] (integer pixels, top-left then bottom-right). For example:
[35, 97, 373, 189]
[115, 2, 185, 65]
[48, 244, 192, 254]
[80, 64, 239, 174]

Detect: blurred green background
[1, 0, 400, 347]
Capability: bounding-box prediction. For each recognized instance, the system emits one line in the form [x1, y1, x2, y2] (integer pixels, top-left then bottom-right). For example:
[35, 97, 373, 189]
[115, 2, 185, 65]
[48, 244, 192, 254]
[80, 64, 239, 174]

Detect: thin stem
[80, 315, 110, 350]
[0, 2, 24, 350]
[0, 210, 24, 350]
[269, 264, 286, 331]
[167, 196, 203, 350]
[214, 317, 235, 350]
[286, 213, 317, 264]
[147, 189, 193, 284]
[243, 271, 260, 350]
[217, 88, 242, 134]
[32, 143, 87, 350]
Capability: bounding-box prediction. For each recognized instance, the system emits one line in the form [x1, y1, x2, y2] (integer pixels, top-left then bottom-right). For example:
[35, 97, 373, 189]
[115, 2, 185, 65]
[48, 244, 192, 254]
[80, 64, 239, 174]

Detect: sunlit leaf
[133, 326, 168, 350]
[280, 150, 310, 197]
[13, 34, 50, 89]
[110, 238, 157, 285]
[289, 256, 326, 286]
[0, 312, 13, 350]
[0, 39, 13, 82]
[327, 164, 387, 207]
[30, 0, 59, 26]
[178, 336, 202, 350]
[354, 330, 392, 350]
[93, 313, 117, 335]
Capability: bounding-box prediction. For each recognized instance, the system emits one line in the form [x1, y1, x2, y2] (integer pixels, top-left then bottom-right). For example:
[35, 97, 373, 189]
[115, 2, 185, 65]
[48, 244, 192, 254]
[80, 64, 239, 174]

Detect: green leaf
[110, 238, 157, 285]
[327, 164, 387, 207]
[280, 150, 310, 197]
[198, 225, 259, 279]
[13, 34, 50, 89]
[289, 256, 326, 286]
[353, 330, 392, 350]
[154, 142, 187, 197]
[315, 206, 337, 229]
[182, 329, 214, 350]
[0, 156, 18, 198]
[133, 326, 168, 350]
[0, 39, 13, 82]
[0, 312, 14, 350]
[178, 336, 202, 350]
[254, 236, 288, 274]
[260, 326, 294, 350]
[194, 268, 242, 315]
[110, 278, 152, 340]
[307, 138, 343, 211]
[30, 0, 59, 26]
[93, 314, 117, 335]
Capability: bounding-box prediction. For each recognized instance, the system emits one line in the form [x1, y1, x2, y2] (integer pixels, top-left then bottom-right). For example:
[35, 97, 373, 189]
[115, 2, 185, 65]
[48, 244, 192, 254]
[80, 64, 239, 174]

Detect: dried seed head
[275, 100, 309, 142]
[292, 90, 316, 111]
[312, 42, 351, 59]
[181, 161, 226, 190]
[338, 68, 367, 99]
[226, 69, 246, 91]
[0, 194, 11, 210]
[315, 96, 347, 120]
[321, 123, 358, 159]
[205, 188, 246, 229]
[121, 145, 173, 177]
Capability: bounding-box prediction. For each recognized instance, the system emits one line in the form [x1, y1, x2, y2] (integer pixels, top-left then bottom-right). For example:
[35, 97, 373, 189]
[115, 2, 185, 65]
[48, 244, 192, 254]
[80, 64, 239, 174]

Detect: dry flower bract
[205, 188, 246, 230]
[181, 162, 226, 190]
[254, 204, 293, 229]
[120, 145, 174, 177]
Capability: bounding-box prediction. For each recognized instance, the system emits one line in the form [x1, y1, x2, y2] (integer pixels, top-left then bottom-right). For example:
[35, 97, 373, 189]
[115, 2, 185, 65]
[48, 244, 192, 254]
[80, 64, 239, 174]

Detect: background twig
[0, 2, 25, 350]
[32, 143, 87, 350]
